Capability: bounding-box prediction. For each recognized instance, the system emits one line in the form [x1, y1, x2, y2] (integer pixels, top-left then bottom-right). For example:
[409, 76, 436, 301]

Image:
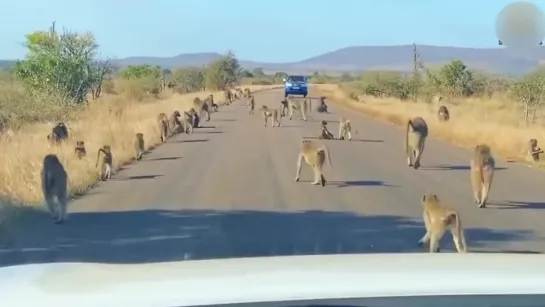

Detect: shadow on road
[143, 157, 182, 162]
[421, 164, 508, 171]
[170, 139, 208, 143]
[331, 180, 398, 188]
[493, 201, 545, 210]
[122, 175, 163, 180]
[0, 209, 536, 266]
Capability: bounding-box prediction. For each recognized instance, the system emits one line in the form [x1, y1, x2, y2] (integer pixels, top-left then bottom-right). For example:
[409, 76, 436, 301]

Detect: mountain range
[3, 45, 545, 75]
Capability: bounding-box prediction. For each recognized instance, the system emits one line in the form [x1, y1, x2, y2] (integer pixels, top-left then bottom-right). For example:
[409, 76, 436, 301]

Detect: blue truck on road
[283, 75, 308, 98]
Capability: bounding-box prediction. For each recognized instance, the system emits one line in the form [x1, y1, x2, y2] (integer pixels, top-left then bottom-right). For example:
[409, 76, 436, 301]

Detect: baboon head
[136, 133, 143, 139]
[173, 110, 181, 117]
[422, 193, 439, 203]
[193, 97, 201, 104]
[530, 138, 538, 147]
[76, 141, 85, 147]
[321, 120, 327, 126]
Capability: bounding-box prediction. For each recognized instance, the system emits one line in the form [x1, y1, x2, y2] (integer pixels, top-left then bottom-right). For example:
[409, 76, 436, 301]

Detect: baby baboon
[205, 95, 219, 112]
[168, 110, 182, 135]
[279, 99, 289, 117]
[74, 141, 86, 159]
[418, 193, 467, 253]
[316, 96, 328, 113]
[192, 108, 200, 128]
[157, 113, 169, 143]
[260, 106, 280, 127]
[287, 97, 308, 121]
[318, 120, 335, 140]
[248, 95, 255, 115]
[338, 118, 358, 141]
[438, 105, 450, 122]
[47, 122, 69, 144]
[134, 133, 145, 160]
[193, 97, 211, 122]
[527, 138, 543, 162]
[96, 145, 113, 181]
[41, 154, 68, 224]
[470, 144, 495, 208]
[405, 117, 428, 169]
[295, 139, 332, 187]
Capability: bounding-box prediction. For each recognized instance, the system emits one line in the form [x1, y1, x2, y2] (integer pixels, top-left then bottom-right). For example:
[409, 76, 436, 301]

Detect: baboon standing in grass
[41, 154, 68, 224]
[47, 122, 69, 144]
[438, 105, 450, 122]
[527, 139, 543, 163]
[96, 145, 113, 181]
[470, 144, 495, 208]
[405, 117, 428, 169]
[74, 141, 86, 159]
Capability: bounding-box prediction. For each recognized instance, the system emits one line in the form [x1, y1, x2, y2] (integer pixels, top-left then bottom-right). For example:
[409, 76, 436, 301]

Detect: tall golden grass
[0, 84, 277, 216]
[315, 84, 544, 167]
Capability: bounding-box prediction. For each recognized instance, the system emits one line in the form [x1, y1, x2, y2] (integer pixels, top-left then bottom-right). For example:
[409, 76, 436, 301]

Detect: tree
[120, 64, 162, 80]
[439, 60, 474, 96]
[240, 70, 254, 78]
[205, 51, 242, 90]
[173, 67, 205, 92]
[252, 68, 265, 77]
[12, 21, 104, 103]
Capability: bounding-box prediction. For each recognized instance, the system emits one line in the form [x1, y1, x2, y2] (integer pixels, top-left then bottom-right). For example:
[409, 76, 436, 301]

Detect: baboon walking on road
[405, 117, 428, 169]
[470, 144, 495, 208]
[41, 154, 68, 224]
[295, 139, 332, 187]
[418, 193, 467, 253]
[157, 113, 169, 143]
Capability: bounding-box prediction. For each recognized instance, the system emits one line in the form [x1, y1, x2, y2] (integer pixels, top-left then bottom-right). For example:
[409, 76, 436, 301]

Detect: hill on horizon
[3, 45, 545, 75]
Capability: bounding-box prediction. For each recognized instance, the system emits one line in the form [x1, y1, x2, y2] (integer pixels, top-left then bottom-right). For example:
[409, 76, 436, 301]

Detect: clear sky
[1, 0, 545, 62]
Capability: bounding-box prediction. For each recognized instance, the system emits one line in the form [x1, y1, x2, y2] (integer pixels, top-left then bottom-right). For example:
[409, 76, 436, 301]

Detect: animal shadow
[170, 139, 208, 143]
[144, 157, 181, 162]
[332, 180, 398, 188]
[493, 201, 545, 210]
[422, 164, 507, 171]
[199, 131, 223, 134]
[124, 175, 163, 180]
[350, 139, 383, 143]
[197, 126, 216, 129]
[213, 119, 236, 122]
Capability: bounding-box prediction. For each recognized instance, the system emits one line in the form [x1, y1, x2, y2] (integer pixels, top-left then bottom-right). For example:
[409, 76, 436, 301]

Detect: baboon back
[406, 117, 428, 148]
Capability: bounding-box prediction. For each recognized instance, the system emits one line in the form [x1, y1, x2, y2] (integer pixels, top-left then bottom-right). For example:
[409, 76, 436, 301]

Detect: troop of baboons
[39, 87, 251, 224]
[37, 89, 543, 254]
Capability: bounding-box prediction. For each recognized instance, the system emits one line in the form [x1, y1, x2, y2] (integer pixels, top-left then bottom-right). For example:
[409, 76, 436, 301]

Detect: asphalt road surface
[1, 88, 545, 267]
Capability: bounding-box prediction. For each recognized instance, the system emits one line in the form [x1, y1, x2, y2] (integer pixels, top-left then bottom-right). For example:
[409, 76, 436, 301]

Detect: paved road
[1, 88, 545, 266]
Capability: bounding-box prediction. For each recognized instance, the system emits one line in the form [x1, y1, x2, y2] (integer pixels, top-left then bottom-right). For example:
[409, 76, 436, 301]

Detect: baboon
[295, 139, 332, 187]
[418, 193, 467, 253]
[316, 96, 328, 113]
[74, 141, 86, 159]
[182, 108, 196, 134]
[41, 154, 68, 224]
[527, 138, 543, 162]
[192, 108, 201, 128]
[438, 105, 450, 122]
[168, 110, 182, 135]
[96, 145, 113, 181]
[205, 95, 218, 112]
[405, 117, 428, 169]
[338, 118, 358, 141]
[287, 97, 308, 121]
[318, 120, 335, 140]
[47, 122, 69, 144]
[248, 95, 255, 115]
[134, 133, 145, 160]
[260, 105, 280, 127]
[224, 90, 232, 105]
[279, 99, 289, 117]
[470, 144, 495, 208]
[193, 97, 211, 121]
[157, 113, 169, 143]
[244, 88, 251, 98]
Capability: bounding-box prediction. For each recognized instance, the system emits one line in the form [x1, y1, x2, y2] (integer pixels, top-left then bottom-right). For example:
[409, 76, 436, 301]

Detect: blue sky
[1, 0, 545, 62]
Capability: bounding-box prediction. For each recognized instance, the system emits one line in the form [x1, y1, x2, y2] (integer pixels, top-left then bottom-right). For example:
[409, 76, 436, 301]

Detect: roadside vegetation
[313, 43, 545, 168]
[0, 23, 281, 219]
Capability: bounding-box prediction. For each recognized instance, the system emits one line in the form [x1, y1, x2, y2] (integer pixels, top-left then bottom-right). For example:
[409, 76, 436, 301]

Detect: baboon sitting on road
[318, 120, 335, 140]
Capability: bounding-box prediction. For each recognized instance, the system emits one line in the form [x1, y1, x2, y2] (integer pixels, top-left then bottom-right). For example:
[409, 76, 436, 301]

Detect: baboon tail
[319, 145, 332, 168]
[405, 119, 412, 154]
[452, 213, 467, 252]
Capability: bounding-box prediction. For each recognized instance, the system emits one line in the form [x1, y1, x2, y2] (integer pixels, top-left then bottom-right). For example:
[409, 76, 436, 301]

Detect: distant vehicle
[2, 253, 545, 307]
[498, 39, 543, 46]
[283, 75, 308, 98]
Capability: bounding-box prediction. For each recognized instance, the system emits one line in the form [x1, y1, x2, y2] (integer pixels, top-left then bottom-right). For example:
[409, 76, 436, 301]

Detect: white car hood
[1, 253, 545, 307]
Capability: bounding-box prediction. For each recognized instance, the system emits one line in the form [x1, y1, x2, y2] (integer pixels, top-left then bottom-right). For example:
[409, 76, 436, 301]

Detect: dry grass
[0, 84, 277, 215]
[315, 84, 545, 167]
